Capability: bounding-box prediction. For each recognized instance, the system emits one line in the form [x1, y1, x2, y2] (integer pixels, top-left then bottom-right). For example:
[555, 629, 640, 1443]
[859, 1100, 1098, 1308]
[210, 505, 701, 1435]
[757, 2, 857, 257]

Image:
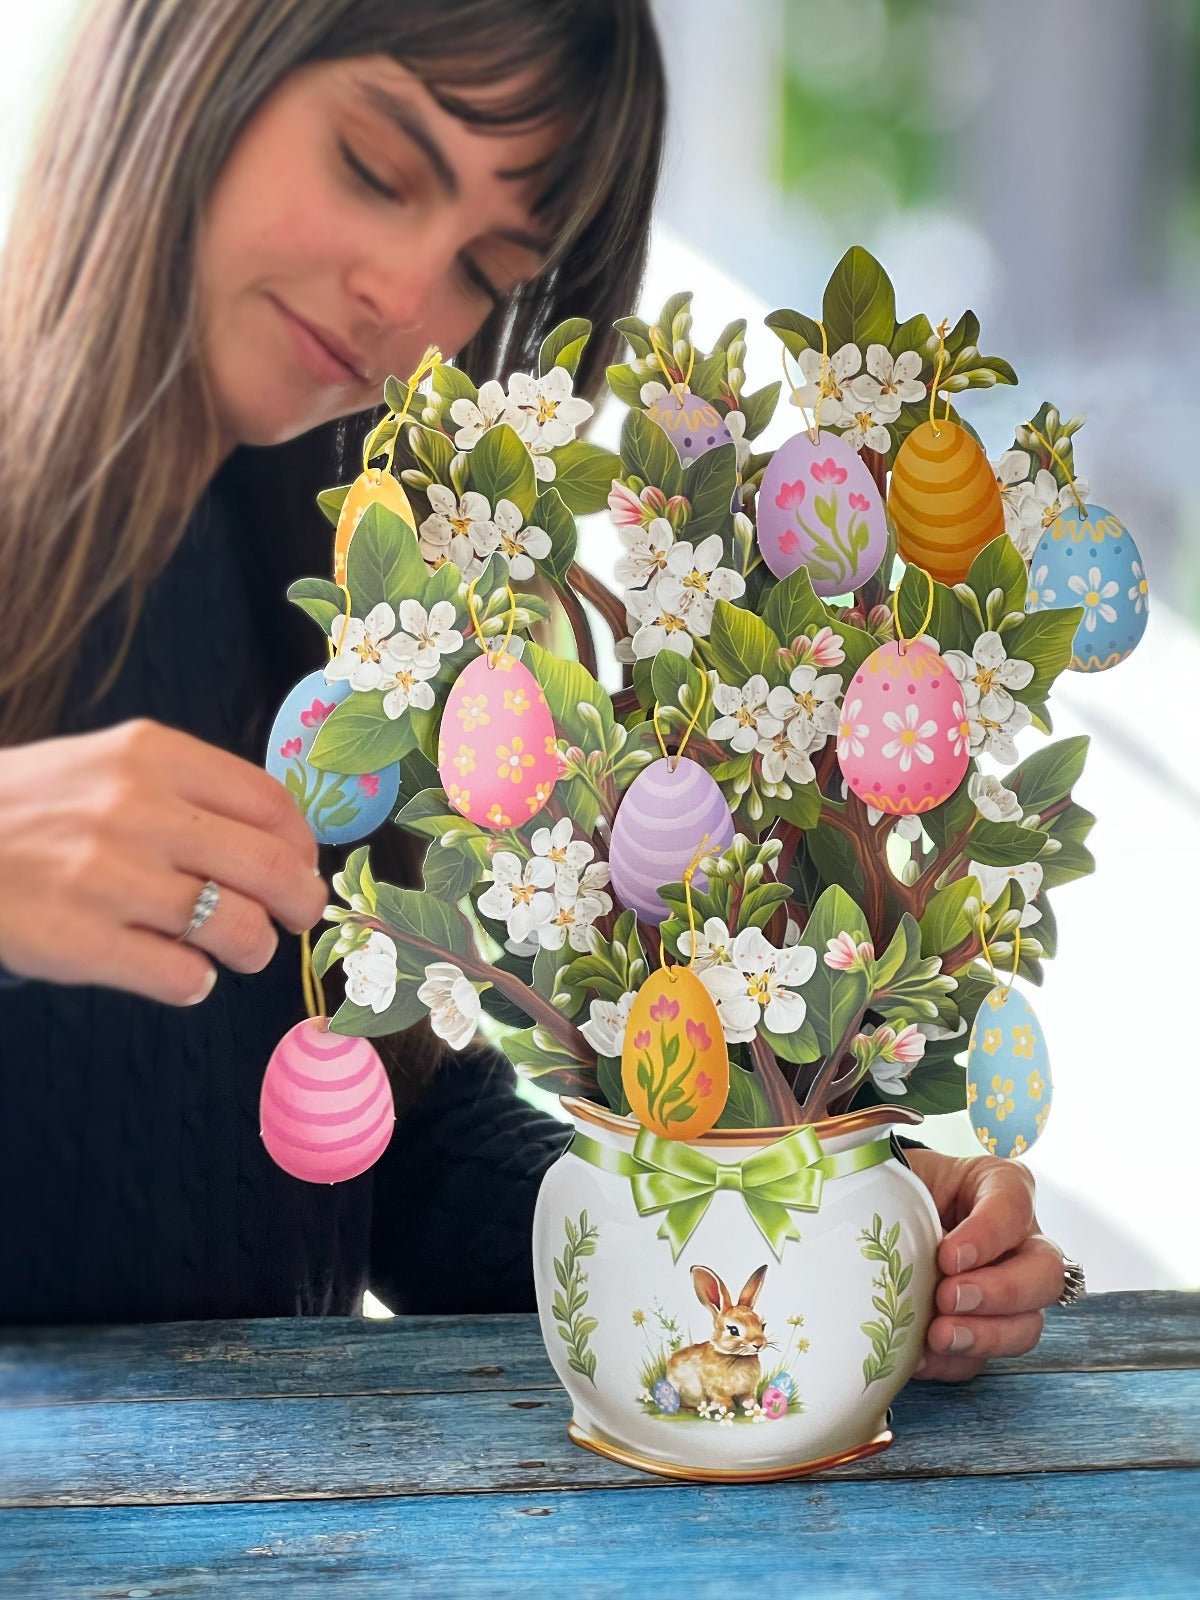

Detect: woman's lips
[268, 294, 364, 388]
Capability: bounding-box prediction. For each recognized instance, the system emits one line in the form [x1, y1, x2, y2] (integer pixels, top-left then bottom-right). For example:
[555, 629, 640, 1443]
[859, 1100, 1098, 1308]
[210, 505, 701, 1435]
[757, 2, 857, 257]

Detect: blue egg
[1025, 503, 1148, 672]
[265, 669, 400, 846]
[966, 985, 1053, 1159]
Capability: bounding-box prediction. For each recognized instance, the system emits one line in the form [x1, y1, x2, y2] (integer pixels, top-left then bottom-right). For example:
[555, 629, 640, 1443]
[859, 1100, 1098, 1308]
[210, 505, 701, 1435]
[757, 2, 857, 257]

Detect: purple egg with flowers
[757, 429, 887, 595]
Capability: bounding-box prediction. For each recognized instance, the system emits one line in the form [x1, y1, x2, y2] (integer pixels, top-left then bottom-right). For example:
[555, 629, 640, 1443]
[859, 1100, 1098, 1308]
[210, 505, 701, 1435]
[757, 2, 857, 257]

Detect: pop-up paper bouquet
[258, 248, 1146, 1481]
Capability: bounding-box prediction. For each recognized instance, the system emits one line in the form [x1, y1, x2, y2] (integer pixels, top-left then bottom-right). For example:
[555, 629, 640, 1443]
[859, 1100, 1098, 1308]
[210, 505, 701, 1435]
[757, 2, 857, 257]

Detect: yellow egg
[622, 967, 729, 1139]
[888, 420, 1004, 585]
[333, 469, 415, 585]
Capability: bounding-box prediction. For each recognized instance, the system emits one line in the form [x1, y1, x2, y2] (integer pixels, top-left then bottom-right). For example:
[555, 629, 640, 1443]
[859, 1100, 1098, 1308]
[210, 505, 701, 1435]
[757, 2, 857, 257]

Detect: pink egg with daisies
[837, 639, 969, 816]
[259, 1018, 395, 1184]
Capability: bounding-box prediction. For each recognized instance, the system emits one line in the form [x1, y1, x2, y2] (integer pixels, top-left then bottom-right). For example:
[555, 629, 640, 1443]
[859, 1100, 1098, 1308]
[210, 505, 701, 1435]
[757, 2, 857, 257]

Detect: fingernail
[954, 1284, 983, 1313]
[954, 1244, 978, 1273]
[313, 865, 323, 877]
[948, 1325, 974, 1352]
[187, 967, 217, 1006]
[914, 1356, 928, 1375]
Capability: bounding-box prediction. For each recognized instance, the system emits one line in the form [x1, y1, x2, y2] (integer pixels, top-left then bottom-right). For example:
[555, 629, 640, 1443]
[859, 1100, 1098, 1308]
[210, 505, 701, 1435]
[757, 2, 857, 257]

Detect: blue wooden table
[0, 1289, 1196, 1598]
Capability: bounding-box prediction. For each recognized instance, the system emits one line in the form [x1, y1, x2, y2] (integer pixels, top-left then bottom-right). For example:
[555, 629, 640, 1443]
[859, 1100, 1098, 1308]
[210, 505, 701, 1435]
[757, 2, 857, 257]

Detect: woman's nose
[346, 247, 445, 337]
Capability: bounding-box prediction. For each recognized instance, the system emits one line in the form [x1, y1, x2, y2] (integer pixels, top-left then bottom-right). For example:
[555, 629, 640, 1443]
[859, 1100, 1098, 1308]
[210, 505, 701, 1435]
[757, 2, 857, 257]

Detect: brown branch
[797, 1001, 870, 1125]
[749, 1032, 805, 1126]
[555, 577, 598, 678]
[569, 561, 627, 646]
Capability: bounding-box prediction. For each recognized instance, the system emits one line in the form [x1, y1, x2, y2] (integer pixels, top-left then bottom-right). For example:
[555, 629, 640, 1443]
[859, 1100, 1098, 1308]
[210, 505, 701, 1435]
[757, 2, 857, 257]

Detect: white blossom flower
[991, 449, 1037, 554]
[448, 379, 509, 450]
[700, 927, 817, 1042]
[580, 990, 636, 1057]
[709, 676, 781, 754]
[491, 498, 551, 582]
[379, 636, 438, 720]
[967, 859, 1044, 926]
[837, 697, 870, 762]
[615, 515, 675, 591]
[1026, 467, 1089, 535]
[640, 379, 669, 407]
[865, 803, 924, 840]
[343, 929, 399, 1015]
[1128, 561, 1149, 616]
[944, 632, 1034, 724]
[861, 1023, 927, 1095]
[724, 409, 752, 474]
[416, 960, 482, 1048]
[1067, 566, 1120, 633]
[528, 885, 611, 952]
[825, 931, 875, 972]
[608, 479, 667, 530]
[969, 772, 1023, 823]
[765, 664, 842, 738]
[881, 704, 937, 771]
[530, 818, 602, 897]
[849, 345, 925, 421]
[418, 484, 499, 579]
[325, 602, 398, 692]
[677, 916, 736, 973]
[970, 699, 1032, 764]
[656, 534, 746, 623]
[504, 367, 594, 464]
[626, 583, 701, 660]
[757, 716, 821, 788]
[395, 598, 463, 673]
[793, 626, 846, 669]
[1027, 564, 1057, 610]
[476, 851, 556, 945]
[789, 342, 861, 427]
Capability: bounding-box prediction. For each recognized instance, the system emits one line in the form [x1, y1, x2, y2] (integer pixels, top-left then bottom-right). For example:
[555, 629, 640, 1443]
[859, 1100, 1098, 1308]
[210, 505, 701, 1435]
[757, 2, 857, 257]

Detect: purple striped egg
[259, 1018, 394, 1184]
[610, 757, 735, 924]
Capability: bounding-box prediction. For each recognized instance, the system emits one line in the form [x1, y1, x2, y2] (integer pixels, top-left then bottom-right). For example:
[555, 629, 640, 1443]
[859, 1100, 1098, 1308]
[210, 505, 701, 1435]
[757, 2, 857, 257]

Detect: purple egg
[646, 388, 733, 465]
[610, 757, 735, 924]
[758, 429, 887, 596]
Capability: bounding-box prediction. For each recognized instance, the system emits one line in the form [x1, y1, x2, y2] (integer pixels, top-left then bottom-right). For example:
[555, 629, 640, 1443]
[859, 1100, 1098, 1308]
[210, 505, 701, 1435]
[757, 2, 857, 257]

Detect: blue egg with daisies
[1025, 502, 1148, 673]
[966, 985, 1053, 1159]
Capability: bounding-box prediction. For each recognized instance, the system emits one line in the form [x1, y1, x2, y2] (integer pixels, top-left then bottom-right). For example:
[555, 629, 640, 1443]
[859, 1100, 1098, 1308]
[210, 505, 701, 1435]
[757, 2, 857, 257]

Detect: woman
[0, 0, 1069, 1375]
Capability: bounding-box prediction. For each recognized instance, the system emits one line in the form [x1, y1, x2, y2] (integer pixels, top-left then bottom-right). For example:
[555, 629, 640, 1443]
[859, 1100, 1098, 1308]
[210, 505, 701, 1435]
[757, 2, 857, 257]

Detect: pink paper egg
[837, 639, 969, 816]
[758, 429, 887, 594]
[259, 1018, 395, 1185]
[610, 756, 735, 923]
[438, 651, 558, 830]
[646, 388, 733, 464]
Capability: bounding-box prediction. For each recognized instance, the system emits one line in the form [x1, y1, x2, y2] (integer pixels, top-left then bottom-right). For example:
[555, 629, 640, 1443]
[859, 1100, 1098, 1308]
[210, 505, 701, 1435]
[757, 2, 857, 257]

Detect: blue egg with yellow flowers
[966, 985, 1053, 1159]
[1025, 503, 1148, 672]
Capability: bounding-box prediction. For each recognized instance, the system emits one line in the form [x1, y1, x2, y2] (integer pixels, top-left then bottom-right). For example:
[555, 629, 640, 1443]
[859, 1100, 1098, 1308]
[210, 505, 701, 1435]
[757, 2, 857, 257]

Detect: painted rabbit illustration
[666, 1264, 770, 1414]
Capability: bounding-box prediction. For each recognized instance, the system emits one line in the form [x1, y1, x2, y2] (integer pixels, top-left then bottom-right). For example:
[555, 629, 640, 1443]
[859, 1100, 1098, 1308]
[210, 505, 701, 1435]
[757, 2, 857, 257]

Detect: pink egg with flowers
[757, 429, 886, 594]
[438, 650, 558, 831]
[259, 1018, 395, 1184]
[837, 638, 969, 816]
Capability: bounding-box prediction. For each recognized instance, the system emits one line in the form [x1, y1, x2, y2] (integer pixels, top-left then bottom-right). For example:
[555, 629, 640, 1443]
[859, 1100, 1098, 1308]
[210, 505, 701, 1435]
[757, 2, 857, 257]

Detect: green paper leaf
[1007, 736, 1090, 815]
[345, 502, 428, 616]
[714, 1064, 773, 1129]
[997, 607, 1082, 702]
[708, 599, 783, 687]
[682, 443, 737, 543]
[963, 535, 1030, 626]
[538, 317, 592, 378]
[533, 486, 579, 586]
[288, 577, 347, 634]
[317, 484, 350, 528]
[896, 562, 965, 655]
[738, 381, 781, 440]
[620, 407, 684, 500]
[307, 691, 415, 776]
[421, 838, 482, 902]
[822, 246, 896, 352]
[969, 819, 1047, 868]
[431, 362, 478, 407]
[764, 307, 826, 361]
[471, 422, 538, 520]
[797, 884, 872, 1055]
[920, 876, 984, 960]
[547, 439, 623, 516]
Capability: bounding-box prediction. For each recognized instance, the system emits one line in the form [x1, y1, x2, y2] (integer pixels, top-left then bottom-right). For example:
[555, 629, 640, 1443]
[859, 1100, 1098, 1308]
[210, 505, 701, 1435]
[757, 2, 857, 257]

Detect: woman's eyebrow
[352, 77, 554, 259]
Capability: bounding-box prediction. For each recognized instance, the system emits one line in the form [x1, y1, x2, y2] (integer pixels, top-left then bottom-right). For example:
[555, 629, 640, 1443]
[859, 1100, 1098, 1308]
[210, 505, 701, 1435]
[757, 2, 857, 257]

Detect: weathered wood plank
[1, 1468, 1196, 1599]
[1, 1369, 1195, 1508]
[0, 1290, 1194, 1409]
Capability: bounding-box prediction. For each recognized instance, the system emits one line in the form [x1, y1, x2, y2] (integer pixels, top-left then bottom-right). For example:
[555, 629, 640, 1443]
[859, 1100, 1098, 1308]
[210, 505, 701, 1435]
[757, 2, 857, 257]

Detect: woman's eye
[339, 140, 401, 201]
[457, 254, 502, 309]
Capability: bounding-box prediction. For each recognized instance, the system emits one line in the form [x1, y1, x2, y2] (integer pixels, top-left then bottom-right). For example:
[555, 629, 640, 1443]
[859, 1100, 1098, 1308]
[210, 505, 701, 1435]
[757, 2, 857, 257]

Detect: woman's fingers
[935, 1155, 1038, 1276]
[55, 914, 220, 1007]
[923, 1307, 1046, 1364]
[123, 864, 282, 975]
[936, 1232, 1066, 1319]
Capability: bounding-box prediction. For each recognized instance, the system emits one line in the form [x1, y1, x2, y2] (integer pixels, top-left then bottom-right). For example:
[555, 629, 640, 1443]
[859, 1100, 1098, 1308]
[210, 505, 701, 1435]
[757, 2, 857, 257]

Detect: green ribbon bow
[568, 1123, 894, 1262]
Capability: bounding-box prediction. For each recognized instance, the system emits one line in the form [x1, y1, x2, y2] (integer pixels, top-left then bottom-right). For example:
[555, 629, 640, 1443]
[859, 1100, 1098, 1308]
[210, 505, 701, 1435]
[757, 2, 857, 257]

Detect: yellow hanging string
[371, 344, 444, 475]
[927, 318, 951, 437]
[465, 575, 517, 668]
[1024, 420, 1088, 519]
[647, 324, 695, 403]
[977, 907, 1022, 1001]
[779, 322, 829, 445]
[651, 672, 708, 771]
[299, 927, 327, 1023]
[892, 565, 936, 655]
[663, 831, 713, 979]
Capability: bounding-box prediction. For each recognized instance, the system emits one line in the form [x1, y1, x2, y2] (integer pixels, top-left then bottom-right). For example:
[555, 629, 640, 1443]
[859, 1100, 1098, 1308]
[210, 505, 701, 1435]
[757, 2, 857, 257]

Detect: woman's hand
[0, 718, 329, 1006]
[903, 1146, 1067, 1382]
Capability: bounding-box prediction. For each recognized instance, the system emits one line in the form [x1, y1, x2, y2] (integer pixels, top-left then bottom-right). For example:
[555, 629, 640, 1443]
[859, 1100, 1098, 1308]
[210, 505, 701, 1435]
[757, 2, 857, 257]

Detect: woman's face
[197, 55, 560, 452]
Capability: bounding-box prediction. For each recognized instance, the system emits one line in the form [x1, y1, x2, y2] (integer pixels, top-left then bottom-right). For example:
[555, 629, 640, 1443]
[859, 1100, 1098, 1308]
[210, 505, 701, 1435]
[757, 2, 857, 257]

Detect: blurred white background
[3, 0, 1195, 1295]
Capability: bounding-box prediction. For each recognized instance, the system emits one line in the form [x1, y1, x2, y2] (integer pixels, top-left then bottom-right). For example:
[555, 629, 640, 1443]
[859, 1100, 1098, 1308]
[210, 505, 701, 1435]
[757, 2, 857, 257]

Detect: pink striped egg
[259, 1018, 394, 1184]
[610, 756, 735, 924]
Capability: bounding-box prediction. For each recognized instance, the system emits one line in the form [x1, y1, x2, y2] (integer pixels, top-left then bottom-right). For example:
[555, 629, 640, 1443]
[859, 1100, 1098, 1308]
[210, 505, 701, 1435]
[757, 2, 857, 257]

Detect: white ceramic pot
[533, 1097, 942, 1482]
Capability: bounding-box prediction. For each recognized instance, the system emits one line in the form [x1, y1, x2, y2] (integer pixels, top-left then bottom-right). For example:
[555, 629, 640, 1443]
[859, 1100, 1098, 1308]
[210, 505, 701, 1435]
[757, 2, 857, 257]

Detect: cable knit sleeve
[368, 1042, 574, 1315]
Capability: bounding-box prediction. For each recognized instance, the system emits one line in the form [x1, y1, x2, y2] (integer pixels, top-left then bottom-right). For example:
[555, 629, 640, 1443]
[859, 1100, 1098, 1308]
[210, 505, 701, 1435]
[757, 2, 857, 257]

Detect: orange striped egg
[333, 468, 415, 585]
[888, 420, 1004, 585]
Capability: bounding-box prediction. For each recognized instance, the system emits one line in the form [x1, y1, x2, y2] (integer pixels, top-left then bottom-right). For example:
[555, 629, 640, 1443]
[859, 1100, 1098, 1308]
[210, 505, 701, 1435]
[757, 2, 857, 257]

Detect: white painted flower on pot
[532, 1098, 942, 1482]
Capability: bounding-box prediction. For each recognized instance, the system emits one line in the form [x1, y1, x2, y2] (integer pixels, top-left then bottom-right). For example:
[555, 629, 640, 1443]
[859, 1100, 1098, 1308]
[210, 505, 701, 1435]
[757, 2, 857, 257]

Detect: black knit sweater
[0, 463, 573, 1326]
